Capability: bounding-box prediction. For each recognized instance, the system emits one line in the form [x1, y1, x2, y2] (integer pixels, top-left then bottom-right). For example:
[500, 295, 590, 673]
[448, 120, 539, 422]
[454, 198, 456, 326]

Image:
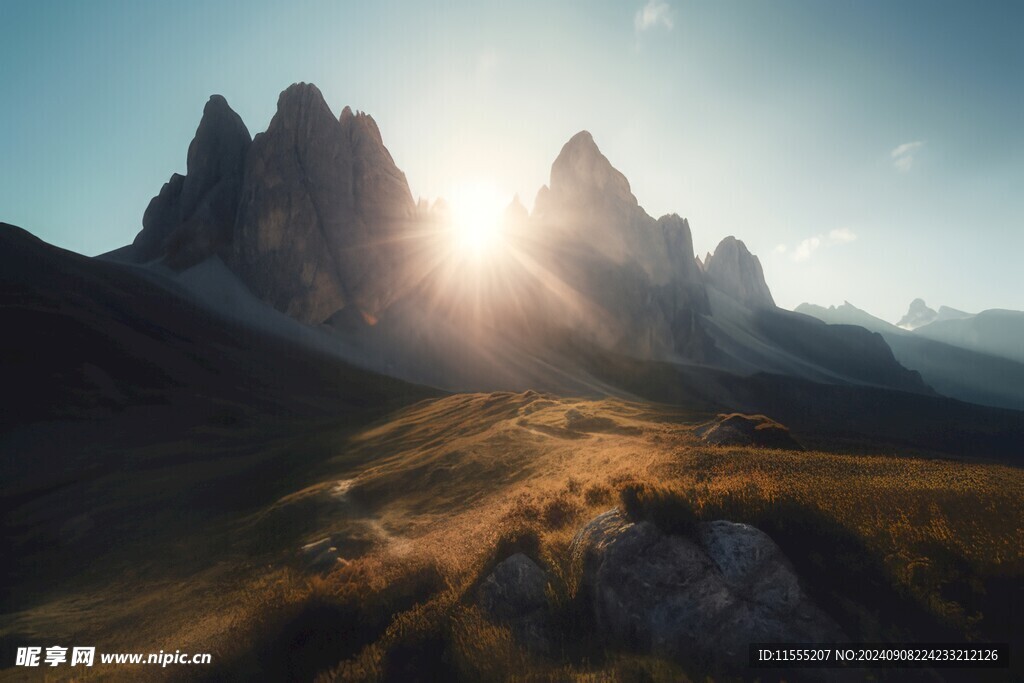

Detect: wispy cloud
[891, 140, 924, 172]
[828, 227, 857, 243]
[635, 0, 673, 32]
[778, 229, 858, 262]
[792, 236, 822, 262]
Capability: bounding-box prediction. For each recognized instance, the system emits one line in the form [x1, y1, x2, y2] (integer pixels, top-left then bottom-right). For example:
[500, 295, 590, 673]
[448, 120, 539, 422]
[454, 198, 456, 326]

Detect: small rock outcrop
[132, 95, 251, 268]
[570, 509, 841, 671]
[477, 553, 552, 653]
[704, 236, 775, 309]
[695, 413, 804, 450]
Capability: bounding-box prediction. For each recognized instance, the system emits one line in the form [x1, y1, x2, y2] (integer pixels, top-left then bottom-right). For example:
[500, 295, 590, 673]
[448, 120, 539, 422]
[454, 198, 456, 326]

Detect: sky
[1, 0, 1021, 322]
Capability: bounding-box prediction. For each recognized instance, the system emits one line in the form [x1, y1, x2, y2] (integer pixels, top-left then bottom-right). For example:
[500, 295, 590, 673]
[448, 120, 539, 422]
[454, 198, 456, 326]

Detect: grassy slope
[8, 392, 1013, 681]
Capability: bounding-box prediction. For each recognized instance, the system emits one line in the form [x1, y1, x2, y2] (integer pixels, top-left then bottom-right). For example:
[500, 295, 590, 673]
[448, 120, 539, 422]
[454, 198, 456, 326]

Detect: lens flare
[449, 181, 506, 254]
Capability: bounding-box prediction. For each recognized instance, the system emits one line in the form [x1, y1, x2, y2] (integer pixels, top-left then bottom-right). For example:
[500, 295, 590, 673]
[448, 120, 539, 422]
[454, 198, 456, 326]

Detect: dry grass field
[2, 392, 1021, 681]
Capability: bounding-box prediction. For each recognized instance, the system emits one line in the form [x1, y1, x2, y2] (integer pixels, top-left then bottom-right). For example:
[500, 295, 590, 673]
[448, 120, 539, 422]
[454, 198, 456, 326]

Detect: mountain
[896, 298, 938, 330]
[796, 301, 901, 334]
[129, 95, 252, 269]
[113, 84, 932, 400]
[528, 130, 711, 359]
[231, 84, 417, 324]
[798, 300, 1024, 410]
[914, 308, 1024, 365]
[119, 84, 417, 325]
[894, 298, 973, 330]
[703, 236, 774, 309]
[891, 298, 1023, 367]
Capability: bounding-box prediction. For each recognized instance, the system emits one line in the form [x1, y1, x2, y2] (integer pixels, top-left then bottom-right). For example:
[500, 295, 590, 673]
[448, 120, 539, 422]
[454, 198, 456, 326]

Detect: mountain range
[797, 300, 1024, 410]
[102, 83, 929, 398]
[4, 82, 1023, 456]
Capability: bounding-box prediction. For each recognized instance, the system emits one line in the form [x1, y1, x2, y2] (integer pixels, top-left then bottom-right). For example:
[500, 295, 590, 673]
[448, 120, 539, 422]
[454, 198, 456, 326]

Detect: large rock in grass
[695, 413, 804, 450]
[570, 509, 842, 671]
[477, 553, 552, 653]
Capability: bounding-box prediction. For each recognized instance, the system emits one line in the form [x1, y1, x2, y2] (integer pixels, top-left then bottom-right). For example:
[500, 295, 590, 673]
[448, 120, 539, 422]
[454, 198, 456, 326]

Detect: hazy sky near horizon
[1, 0, 1021, 321]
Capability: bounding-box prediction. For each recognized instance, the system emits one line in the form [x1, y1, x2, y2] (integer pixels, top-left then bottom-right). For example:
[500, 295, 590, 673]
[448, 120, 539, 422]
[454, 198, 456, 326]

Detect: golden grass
[4, 391, 1021, 681]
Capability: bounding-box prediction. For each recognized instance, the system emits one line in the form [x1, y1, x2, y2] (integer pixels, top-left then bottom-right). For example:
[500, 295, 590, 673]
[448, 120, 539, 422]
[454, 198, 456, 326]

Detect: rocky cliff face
[703, 236, 775, 309]
[132, 95, 251, 269]
[530, 131, 711, 358]
[130, 84, 416, 325]
[230, 83, 415, 324]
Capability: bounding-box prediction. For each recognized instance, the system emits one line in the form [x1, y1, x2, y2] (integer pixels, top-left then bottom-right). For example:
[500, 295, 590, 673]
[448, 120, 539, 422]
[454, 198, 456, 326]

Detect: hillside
[2, 393, 1019, 681]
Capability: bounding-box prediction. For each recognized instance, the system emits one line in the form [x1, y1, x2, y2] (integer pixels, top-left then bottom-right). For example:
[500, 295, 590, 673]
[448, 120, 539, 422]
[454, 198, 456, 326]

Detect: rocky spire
[545, 131, 637, 210]
[703, 236, 775, 309]
[229, 83, 416, 324]
[131, 94, 251, 268]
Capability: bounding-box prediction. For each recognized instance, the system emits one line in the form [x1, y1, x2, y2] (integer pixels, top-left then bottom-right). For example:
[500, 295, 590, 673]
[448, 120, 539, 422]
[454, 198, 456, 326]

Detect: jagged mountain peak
[131, 93, 251, 268]
[896, 298, 938, 330]
[180, 94, 250, 216]
[340, 105, 386, 148]
[263, 82, 339, 146]
[561, 129, 599, 153]
[227, 83, 416, 324]
[277, 81, 329, 109]
[547, 130, 636, 208]
[704, 236, 775, 309]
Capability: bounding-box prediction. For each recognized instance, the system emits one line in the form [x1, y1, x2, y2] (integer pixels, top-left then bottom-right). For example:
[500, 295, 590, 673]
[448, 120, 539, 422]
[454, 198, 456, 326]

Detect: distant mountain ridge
[797, 300, 1024, 410]
[895, 298, 972, 331]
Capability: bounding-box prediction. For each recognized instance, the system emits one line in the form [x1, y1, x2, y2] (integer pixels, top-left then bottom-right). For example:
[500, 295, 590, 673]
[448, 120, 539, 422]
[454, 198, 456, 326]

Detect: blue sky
[1, 0, 1021, 321]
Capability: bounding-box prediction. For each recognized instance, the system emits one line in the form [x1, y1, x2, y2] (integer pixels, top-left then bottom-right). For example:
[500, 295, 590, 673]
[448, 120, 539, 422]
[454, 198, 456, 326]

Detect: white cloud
[635, 0, 673, 32]
[780, 229, 858, 262]
[792, 236, 821, 262]
[828, 227, 857, 243]
[891, 140, 924, 172]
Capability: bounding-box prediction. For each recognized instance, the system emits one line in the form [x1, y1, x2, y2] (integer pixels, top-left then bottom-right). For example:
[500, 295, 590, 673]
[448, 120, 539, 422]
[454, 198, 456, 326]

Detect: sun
[449, 180, 506, 255]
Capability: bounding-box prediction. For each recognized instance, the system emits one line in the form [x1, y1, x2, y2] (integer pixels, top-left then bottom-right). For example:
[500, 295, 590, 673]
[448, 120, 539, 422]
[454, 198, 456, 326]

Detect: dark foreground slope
[0, 223, 437, 602]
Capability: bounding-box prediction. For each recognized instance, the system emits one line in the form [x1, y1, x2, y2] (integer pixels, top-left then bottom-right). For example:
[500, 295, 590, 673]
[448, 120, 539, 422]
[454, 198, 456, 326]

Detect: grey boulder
[571, 509, 842, 670]
[477, 553, 552, 653]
